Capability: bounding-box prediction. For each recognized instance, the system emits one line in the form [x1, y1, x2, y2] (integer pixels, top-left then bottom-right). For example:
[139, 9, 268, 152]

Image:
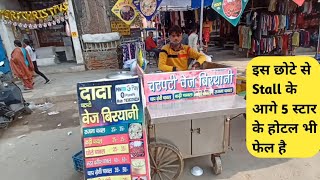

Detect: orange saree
[10, 47, 34, 89]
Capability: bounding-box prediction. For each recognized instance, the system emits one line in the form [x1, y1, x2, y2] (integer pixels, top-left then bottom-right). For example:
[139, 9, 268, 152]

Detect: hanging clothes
[195, 9, 199, 23]
[279, 15, 286, 29]
[292, 31, 300, 46]
[121, 42, 138, 62]
[268, 0, 277, 12]
[296, 13, 304, 28]
[282, 34, 289, 55]
[238, 25, 252, 49]
[180, 11, 185, 27]
[303, 1, 309, 13]
[174, 12, 179, 26]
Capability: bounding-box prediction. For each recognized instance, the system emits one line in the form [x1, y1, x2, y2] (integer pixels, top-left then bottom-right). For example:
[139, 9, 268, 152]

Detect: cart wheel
[211, 155, 222, 175]
[149, 142, 184, 180]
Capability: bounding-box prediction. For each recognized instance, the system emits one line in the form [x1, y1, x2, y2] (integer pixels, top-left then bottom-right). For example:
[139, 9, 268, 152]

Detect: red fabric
[10, 47, 34, 89]
[145, 37, 157, 51]
[203, 27, 210, 43]
[178, 54, 188, 58]
[297, 13, 304, 28]
[282, 35, 289, 55]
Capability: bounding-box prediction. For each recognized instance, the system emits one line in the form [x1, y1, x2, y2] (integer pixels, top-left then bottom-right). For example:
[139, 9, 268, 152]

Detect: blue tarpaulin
[191, 0, 213, 9]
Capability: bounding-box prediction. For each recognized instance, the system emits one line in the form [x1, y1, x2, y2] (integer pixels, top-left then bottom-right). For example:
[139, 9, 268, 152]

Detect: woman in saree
[10, 40, 34, 90]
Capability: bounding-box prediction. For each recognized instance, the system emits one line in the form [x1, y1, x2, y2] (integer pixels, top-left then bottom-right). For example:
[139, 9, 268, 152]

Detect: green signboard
[211, 0, 249, 27]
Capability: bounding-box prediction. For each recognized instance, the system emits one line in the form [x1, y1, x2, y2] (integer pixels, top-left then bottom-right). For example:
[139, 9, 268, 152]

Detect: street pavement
[2, 57, 320, 180]
[0, 100, 320, 180]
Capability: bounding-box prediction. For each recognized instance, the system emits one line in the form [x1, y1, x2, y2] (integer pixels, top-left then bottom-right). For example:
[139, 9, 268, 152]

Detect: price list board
[77, 77, 151, 180]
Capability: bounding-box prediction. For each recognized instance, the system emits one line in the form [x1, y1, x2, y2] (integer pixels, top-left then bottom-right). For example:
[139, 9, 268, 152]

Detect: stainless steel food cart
[145, 95, 246, 180]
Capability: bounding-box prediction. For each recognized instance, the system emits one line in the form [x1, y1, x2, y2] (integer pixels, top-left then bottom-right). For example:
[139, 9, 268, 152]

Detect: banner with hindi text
[142, 68, 237, 105]
[77, 77, 151, 180]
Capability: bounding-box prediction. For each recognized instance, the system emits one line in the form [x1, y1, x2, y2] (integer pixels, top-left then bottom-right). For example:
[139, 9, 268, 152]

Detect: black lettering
[282, 104, 288, 114]
[252, 84, 260, 94]
[252, 84, 282, 94]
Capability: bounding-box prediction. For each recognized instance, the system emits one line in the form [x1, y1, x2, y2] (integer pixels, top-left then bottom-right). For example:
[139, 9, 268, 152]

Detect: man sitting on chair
[145, 31, 160, 60]
[158, 25, 206, 72]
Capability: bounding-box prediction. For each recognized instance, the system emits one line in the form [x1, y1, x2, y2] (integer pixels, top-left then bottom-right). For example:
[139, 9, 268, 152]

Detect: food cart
[136, 61, 246, 179]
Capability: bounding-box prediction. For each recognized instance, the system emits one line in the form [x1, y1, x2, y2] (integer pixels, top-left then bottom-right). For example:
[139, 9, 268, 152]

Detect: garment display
[268, 0, 277, 12]
[234, 0, 317, 57]
[256, 13, 282, 34]
[299, 30, 311, 47]
[279, 15, 287, 29]
[292, 31, 300, 46]
[180, 11, 185, 27]
[195, 9, 199, 23]
[238, 25, 252, 49]
[120, 41, 143, 62]
[174, 12, 179, 26]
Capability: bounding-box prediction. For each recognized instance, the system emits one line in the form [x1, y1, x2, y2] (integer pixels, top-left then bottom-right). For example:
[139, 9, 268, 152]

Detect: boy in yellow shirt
[158, 25, 206, 72]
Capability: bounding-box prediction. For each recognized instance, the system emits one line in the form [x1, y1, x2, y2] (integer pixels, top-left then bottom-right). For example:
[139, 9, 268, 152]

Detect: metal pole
[199, 0, 205, 52]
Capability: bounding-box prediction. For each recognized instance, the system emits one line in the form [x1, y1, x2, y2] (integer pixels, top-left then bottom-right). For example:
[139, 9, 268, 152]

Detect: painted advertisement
[111, 21, 131, 36]
[211, 0, 249, 27]
[77, 77, 150, 180]
[112, 0, 138, 25]
[133, 0, 162, 21]
[142, 68, 237, 105]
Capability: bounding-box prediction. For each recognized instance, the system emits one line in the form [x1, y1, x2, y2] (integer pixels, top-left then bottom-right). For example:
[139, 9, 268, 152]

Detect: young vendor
[158, 25, 206, 72]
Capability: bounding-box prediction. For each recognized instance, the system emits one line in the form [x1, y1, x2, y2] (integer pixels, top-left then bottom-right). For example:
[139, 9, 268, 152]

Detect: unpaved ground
[0, 101, 320, 180]
[0, 100, 83, 180]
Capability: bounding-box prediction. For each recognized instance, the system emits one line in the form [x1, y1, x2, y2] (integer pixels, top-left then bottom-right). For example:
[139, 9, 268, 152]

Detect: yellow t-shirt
[158, 44, 206, 72]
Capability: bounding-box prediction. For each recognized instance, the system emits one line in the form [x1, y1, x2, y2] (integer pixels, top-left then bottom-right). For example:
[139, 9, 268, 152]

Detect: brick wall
[83, 50, 119, 70]
[76, 0, 112, 34]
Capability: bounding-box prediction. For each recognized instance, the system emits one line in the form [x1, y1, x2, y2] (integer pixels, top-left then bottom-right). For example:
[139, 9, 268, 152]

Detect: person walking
[10, 40, 34, 90]
[23, 39, 50, 84]
[188, 27, 199, 52]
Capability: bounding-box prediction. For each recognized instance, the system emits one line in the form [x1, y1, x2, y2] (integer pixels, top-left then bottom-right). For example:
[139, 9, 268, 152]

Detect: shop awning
[158, 0, 192, 11]
[191, 0, 213, 9]
[158, 0, 213, 11]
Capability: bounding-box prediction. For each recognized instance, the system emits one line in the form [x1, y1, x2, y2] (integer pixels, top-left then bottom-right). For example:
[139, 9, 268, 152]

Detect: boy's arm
[188, 47, 206, 66]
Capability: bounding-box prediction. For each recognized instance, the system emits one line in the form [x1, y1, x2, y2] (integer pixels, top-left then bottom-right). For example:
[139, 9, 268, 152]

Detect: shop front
[146, 0, 319, 59]
[0, 0, 84, 70]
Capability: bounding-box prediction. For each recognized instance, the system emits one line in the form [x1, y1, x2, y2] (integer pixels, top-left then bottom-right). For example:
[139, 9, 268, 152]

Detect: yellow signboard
[246, 56, 320, 158]
[0, 2, 68, 22]
[111, 0, 138, 25]
[111, 21, 131, 36]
